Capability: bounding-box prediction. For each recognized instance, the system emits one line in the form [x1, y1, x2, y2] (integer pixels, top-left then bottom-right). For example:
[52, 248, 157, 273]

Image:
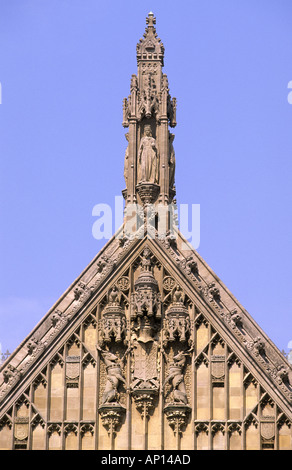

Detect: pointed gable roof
[1, 228, 291, 419]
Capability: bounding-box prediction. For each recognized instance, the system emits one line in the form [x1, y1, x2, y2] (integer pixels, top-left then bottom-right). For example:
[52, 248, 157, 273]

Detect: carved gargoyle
[27, 337, 39, 355]
[3, 364, 22, 384]
[230, 309, 242, 328]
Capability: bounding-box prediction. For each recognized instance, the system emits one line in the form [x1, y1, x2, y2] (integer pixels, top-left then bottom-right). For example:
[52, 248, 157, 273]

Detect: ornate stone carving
[3, 364, 22, 384]
[136, 181, 160, 205]
[227, 421, 242, 435]
[96, 255, 109, 273]
[31, 414, 45, 430]
[261, 422, 275, 441]
[64, 423, 78, 436]
[138, 125, 159, 184]
[211, 422, 225, 436]
[65, 355, 80, 388]
[164, 403, 190, 437]
[99, 404, 125, 437]
[211, 355, 225, 384]
[131, 248, 161, 320]
[80, 423, 94, 436]
[51, 309, 67, 328]
[229, 309, 242, 328]
[47, 423, 62, 436]
[208, 282, 221, 302]
[194, 421, 209, 435]
[14, 417, 29, 442]
[116, 276, 130, 292]
[27, 337, 39, 355]
[163, 275, 176, 292]
[97, 346, 126, 405]
[163, 350, 189, 405]
[164, 286, 190, 345]
[132, 390, 158, 420]
[130, 328, 159, 391]
[0, 414, 12, 431]
[169, 133, 176, 189]
[74, 281, 86, 300]
[246, 336, 265, 356]
[123, 133, 129, 185]
[101, 286, 127, 344]
[179, 255, 198, 276]
[274, 364, 289, 385]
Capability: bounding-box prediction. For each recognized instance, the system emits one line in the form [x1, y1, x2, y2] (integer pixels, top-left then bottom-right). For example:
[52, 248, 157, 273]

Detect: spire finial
[146, 11, 156, 27]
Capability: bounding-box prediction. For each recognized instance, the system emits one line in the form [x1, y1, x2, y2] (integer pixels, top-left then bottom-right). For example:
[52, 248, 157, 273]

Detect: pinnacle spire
[122, 14, 177, 235]
[136, 12, 164, 67]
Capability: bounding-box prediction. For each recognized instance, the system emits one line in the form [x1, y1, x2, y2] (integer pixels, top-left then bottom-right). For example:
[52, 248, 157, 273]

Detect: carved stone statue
[124, 133, 129, 185]
[97, 345, 126, 404]
[169, 133, 175, 189]
[163, 351, 188, 405]
[138, 125, 159, 184]
[108, 285, 120, 305]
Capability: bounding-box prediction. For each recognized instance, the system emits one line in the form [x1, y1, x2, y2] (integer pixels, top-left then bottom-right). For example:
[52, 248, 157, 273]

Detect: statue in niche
[138, 125, 159, 184]
[163, 350, 190, 405]
[123, 133, 129, 185]
[169, 133, 176, 189]
[97, 345, 126, 404]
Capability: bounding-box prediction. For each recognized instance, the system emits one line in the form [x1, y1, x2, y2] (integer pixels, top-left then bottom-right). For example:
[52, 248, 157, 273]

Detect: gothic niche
[136, 124, 160, 205]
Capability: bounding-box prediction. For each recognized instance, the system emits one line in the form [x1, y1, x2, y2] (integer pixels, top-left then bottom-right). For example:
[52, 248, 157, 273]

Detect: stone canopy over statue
[138, 125, 159, 184]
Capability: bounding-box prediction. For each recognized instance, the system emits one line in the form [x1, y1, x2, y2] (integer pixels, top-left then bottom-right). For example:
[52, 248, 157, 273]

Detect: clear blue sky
[0, 0, 292, 356]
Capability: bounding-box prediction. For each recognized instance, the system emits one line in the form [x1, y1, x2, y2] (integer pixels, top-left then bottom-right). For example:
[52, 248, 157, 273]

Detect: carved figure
[138, 125, 159, 183]
[123, 133, 129, 184]
[97, 346, 126, 404]
[172, 285, 184, 304]
[108, 285, 120, 305]
[169, 133, 176, 188]
[163, 351, 188, 405]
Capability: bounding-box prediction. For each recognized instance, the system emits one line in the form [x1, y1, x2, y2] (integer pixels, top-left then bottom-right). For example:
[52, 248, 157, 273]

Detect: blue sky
[0, 0, 292, 357]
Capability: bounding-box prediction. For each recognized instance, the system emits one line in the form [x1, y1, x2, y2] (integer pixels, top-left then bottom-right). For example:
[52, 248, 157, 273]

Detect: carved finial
[146, 12, 156, 27]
